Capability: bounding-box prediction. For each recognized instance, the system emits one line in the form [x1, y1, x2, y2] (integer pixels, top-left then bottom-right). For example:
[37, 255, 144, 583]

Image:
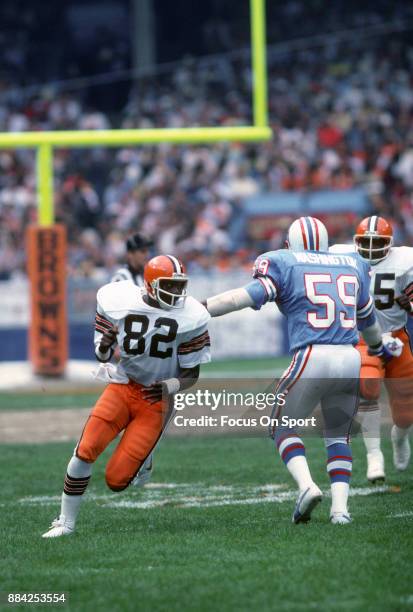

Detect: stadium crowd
[0, 3, 413, 279]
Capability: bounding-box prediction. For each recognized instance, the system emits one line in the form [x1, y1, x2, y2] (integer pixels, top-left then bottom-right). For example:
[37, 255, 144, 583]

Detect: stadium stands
[0, 1, 413, 279]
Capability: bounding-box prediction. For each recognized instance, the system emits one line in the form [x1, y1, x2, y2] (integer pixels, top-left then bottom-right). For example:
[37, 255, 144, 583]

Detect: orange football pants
[76, 381, 171, 491]
[357, 328, 413, 428]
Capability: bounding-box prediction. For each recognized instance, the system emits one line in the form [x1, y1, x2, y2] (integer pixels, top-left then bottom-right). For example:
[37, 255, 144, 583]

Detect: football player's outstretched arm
[205, 287, 255, 317]
[205, 254, 278, 317]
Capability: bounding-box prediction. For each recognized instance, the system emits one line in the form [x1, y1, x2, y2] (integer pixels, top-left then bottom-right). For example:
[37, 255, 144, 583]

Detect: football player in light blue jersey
[205, 216, 394, 525]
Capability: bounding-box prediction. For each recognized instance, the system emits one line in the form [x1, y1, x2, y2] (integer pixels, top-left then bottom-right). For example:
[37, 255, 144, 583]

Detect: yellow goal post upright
[0, 0, 271, 376]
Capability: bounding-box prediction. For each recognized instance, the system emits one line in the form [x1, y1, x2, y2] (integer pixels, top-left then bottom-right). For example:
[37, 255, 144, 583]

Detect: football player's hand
[142, 381, 165, 404]
[396, 293, 413, 312]
[368, 342, 394, 364]
[99, 326, 118, 352]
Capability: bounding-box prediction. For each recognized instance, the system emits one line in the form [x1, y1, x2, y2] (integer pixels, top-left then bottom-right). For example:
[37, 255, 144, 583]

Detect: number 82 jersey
[94, 281, 211, 385]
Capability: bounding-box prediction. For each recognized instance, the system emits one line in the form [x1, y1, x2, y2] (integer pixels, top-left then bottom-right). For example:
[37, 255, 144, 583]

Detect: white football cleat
[292, 484, 322, 524]
[330, 512, 352, 525]
[131, 455, 153, 488]
[42, 516, 74, 538]
[366, 450, 385, 483]
[391, 426, 411, 471]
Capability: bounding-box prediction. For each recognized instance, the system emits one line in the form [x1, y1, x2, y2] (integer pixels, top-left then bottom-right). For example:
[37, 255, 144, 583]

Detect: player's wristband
[95, 345, 114, 363]
[367, 342, 384, 357]
[368, 342, 394, 363]
[163, 378, 181, 394]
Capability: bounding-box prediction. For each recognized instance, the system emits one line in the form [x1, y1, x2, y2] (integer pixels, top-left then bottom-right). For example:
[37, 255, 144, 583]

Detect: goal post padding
[26, 225, 68, 376]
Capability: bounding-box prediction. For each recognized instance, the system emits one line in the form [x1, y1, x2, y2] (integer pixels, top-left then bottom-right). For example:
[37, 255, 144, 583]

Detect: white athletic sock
[393, 424, 412, 440]
[330, 482, 349, 514]
[60, 493, 83, 528]
[285, 456, 314, 492]
[359, 402, 381, 454]
[60, 455, 93, 528]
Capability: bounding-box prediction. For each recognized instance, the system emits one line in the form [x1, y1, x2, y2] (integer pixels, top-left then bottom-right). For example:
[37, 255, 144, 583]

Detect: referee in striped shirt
[111, 233, 154, 286]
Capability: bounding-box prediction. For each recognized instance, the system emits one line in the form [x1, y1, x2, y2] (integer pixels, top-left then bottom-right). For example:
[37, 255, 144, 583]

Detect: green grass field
[0, 356, 412, 611]
[1, 433, 412, 611]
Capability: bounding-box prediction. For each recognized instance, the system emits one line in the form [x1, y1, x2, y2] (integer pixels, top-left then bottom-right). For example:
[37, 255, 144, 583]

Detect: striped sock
[327, 442, 352, 514]
[60, 456, 92, 528]
[327, 442, 352, 483]
[276, 431, 306, 463]
[63, 473, 91, 496]
[276, 431, 313, 491]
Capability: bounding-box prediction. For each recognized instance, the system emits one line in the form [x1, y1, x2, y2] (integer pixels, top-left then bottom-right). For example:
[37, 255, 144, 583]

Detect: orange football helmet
[144, 255, 188, 309]
[354, 216, 393, 263]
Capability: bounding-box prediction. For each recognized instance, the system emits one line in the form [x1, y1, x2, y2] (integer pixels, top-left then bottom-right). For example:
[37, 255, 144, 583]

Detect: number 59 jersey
[94, 281, 211, 385]
[330, 245, 413, 332]
[246, 249, 375, 352]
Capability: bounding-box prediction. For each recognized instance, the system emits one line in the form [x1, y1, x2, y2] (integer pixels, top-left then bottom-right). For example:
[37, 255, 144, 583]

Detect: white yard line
[17, 482, 390, 511]
[387, 511, 413, 519]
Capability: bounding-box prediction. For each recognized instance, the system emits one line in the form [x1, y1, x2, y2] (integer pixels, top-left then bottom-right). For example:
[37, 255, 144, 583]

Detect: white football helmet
[286, 216, 328, 252]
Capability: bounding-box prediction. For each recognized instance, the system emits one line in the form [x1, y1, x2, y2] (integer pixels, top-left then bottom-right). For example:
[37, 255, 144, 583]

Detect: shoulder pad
[177, 296, 211, 333]
[254, 249, 291, 273]
[97, 281, 141, 320]
[391, 246, 413, 270]
[354, 252, 371, 272]
[329, 243, 356, 253]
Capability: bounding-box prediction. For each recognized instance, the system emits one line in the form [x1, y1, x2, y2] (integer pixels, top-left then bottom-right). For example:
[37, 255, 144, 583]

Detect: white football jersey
[330, 244, 413, 331]
[94, 281, 211, 385]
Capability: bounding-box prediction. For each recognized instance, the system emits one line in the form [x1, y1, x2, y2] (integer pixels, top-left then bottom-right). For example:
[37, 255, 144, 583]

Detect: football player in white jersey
[111, 232, 155, 486]
[331, 216, 413, 480]
[111, 232, 153, 286]
[42, 255, 211, 538]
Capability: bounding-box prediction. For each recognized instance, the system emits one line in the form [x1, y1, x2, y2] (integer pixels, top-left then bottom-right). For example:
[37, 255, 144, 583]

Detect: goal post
[1, 0, 271, 376]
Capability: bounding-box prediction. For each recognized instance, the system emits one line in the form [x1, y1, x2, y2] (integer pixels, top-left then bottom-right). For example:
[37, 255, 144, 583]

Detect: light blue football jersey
[245, 249, 375, 351]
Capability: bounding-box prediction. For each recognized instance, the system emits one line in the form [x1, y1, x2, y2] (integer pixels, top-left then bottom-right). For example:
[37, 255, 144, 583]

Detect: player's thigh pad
[271, 346, 330, 435]
[321, 381, 359, 442]
[76, 384, 130, 463]
[105, 400, 165, 491]
[385, 332, 413, 427]
[272, 345, 360, 437]
[356, 343, 383, 401]
[385, 381, 413, 428]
